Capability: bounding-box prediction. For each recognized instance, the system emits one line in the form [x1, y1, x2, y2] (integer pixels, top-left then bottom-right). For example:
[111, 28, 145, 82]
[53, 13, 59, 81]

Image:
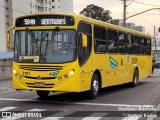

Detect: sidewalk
[0, 79, 14, 92]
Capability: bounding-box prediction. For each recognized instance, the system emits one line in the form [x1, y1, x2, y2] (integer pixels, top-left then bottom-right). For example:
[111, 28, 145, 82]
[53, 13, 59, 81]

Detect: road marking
[41, 111, 75, 120]
[0, 97, 154, 108]
[82, 112, 108, 120]
[0, 106, 18, 111]
[28, 108, 46, 111]
[122, 117, 139, 120]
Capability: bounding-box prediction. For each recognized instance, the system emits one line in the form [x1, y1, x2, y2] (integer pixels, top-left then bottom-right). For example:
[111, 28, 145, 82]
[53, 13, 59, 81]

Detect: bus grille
[24, 76, 56, 80]
[19, 65, 63, 71]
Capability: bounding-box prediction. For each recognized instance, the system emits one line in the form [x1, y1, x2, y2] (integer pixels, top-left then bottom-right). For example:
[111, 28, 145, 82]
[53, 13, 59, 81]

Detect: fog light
[15, 73, 19, 77]
[58, 76, 62, 81]
[64, 74, 68, 79]
[19, 75, 23, 80]
[13, 70, 16, 74]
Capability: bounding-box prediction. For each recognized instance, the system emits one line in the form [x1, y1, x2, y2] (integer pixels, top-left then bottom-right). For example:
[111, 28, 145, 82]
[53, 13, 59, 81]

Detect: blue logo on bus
[50, 71, 59, 76]
[109, 57, 118, 69]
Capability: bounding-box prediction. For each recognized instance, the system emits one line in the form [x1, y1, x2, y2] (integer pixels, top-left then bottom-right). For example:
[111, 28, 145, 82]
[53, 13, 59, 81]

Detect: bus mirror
[6, 26, 15, 50]
[82, 34, 87, 48]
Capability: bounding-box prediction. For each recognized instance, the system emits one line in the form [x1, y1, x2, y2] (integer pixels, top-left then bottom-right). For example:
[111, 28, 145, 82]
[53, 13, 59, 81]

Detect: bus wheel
[130, 69, 139, 87]
[89, 74, 100, 99]
[36, 90, 50, 98]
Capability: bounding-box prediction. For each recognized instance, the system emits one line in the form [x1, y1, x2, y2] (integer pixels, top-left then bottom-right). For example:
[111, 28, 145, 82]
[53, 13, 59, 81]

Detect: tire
[36, 90, 50, 98]
[130, 69, 139, 87]
[89, 74, 100, 99]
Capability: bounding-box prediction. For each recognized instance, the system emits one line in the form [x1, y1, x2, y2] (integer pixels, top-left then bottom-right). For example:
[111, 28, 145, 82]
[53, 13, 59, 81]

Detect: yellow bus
[7, 13, 152, 99]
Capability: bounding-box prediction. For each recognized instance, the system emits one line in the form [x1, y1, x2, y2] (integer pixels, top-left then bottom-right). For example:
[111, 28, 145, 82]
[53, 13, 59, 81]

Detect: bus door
[78, 23, 93, 91]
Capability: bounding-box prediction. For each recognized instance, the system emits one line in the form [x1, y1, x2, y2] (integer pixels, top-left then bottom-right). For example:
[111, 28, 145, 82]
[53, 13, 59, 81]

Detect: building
[0, 0, 13, 52]
[113, 19, 145, 33]
[51, 0, 73, 13]
[0, 0, 73, 52]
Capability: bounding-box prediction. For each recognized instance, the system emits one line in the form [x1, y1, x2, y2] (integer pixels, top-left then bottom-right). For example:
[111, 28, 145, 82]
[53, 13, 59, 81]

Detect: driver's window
[78, 22, 92, 66]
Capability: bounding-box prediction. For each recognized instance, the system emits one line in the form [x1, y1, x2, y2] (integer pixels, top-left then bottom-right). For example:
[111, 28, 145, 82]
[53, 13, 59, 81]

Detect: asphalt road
[0, 69, 160, 120]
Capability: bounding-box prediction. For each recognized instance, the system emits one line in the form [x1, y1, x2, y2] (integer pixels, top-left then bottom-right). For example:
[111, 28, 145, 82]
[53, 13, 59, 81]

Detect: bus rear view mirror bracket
[82, 34, 88, 48]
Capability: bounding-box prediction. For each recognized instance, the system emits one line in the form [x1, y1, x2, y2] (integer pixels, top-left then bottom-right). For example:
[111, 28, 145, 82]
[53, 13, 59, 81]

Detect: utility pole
[154, 26, 157, 58]
[123, 0, 127, 27]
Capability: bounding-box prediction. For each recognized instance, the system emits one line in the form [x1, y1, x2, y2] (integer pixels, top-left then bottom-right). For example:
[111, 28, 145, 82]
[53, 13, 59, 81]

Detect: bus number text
[24, 19, 36, 25]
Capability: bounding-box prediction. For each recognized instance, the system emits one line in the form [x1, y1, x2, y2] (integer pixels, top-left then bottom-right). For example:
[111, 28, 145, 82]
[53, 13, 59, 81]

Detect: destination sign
[16, 15, 74, 27]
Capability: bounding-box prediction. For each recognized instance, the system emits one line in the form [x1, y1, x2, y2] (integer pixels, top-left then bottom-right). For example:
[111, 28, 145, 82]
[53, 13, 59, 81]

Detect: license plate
[35, 82, 45, 87]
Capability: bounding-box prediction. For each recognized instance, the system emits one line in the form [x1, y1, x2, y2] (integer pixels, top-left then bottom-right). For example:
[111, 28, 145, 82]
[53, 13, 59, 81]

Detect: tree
[79, 4, 112, 23]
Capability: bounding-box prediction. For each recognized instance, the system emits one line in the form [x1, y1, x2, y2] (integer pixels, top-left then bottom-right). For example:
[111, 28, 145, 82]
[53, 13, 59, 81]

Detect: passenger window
[118, 31, 126, 54]
[94, 26, 106, 53]
[126, 34, 134, 54]
[107, 29, 118, 53]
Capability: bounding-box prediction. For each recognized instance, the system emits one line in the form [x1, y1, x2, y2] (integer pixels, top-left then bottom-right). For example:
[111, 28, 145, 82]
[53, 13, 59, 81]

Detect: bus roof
[15, 13, 151, 38]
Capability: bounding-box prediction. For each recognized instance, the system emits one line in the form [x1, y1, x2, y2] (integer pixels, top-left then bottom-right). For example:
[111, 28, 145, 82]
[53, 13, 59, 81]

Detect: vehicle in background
[152, 58, 155, 73]
[155, 57, 160, 68]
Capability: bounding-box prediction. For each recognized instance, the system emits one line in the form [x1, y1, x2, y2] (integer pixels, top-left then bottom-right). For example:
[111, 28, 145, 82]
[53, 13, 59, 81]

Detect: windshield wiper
[50, 27, 60, 41]
[26, 28, 36, 42]
[45, 27, 60, 55]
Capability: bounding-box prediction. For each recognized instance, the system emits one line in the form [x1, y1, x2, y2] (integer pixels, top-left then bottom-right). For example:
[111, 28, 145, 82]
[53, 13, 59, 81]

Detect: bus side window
[118, 31, 126, 54]
[107, 28, 118, 54]
[126, 34, 134, 54]
[94, 26, 106, 53]
[145, 38, 151, 55]
[134, 36, 141, 55]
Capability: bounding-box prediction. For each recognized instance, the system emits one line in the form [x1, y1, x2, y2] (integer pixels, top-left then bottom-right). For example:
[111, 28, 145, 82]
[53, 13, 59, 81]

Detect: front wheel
[36, 90, 50, 98]
[89, 74, 100, 99]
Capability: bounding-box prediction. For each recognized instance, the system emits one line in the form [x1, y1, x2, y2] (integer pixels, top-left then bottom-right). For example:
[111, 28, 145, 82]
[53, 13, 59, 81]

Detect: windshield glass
[14, 29, 76, 63]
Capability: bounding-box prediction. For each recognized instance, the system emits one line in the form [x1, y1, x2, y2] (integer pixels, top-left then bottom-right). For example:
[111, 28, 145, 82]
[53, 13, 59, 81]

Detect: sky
[73, 0, 160, 38]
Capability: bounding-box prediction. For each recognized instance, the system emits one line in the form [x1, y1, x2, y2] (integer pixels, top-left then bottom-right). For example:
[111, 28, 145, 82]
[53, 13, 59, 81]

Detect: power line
[0, 4, 28, 14]
[133, 1, 160, 7]
[129, 5, 153, 27]
[0, 20, 9, 25]
[127, 0, 134, 7]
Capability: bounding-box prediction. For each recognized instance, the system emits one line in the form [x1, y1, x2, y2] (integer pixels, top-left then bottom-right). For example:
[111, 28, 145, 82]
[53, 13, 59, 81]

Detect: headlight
[69, 71, 75, 76]
[13, 69, 16, 74]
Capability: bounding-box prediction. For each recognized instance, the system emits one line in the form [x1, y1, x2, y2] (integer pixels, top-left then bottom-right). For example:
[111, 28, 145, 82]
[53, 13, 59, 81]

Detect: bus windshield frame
[14, 29, 77, 64]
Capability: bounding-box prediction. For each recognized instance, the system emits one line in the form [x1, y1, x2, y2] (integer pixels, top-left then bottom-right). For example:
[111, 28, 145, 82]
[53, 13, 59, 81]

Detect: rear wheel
[130, 69, 139, 87]
[36, 90, 50, 98]
[89, 74, 100, 99]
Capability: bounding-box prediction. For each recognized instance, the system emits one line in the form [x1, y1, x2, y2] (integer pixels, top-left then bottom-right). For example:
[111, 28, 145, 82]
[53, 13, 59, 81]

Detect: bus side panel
[138, 56, 152, 80]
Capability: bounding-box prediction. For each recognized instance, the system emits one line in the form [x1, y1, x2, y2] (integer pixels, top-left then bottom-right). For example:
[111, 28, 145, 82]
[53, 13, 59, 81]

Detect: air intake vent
[24, 76, 56, 80]
[19, 65, 63, 71]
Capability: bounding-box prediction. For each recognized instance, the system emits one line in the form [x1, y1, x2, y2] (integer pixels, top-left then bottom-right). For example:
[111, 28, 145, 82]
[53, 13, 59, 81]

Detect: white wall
[0, 1, 7, 52]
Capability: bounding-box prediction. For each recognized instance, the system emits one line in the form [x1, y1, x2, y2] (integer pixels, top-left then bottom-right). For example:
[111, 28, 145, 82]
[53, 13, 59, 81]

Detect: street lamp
[123, 7, 160, 27]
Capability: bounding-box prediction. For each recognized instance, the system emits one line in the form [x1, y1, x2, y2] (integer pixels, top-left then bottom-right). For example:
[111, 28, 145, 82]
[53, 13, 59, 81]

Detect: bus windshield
[14, 29, 76, 63]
